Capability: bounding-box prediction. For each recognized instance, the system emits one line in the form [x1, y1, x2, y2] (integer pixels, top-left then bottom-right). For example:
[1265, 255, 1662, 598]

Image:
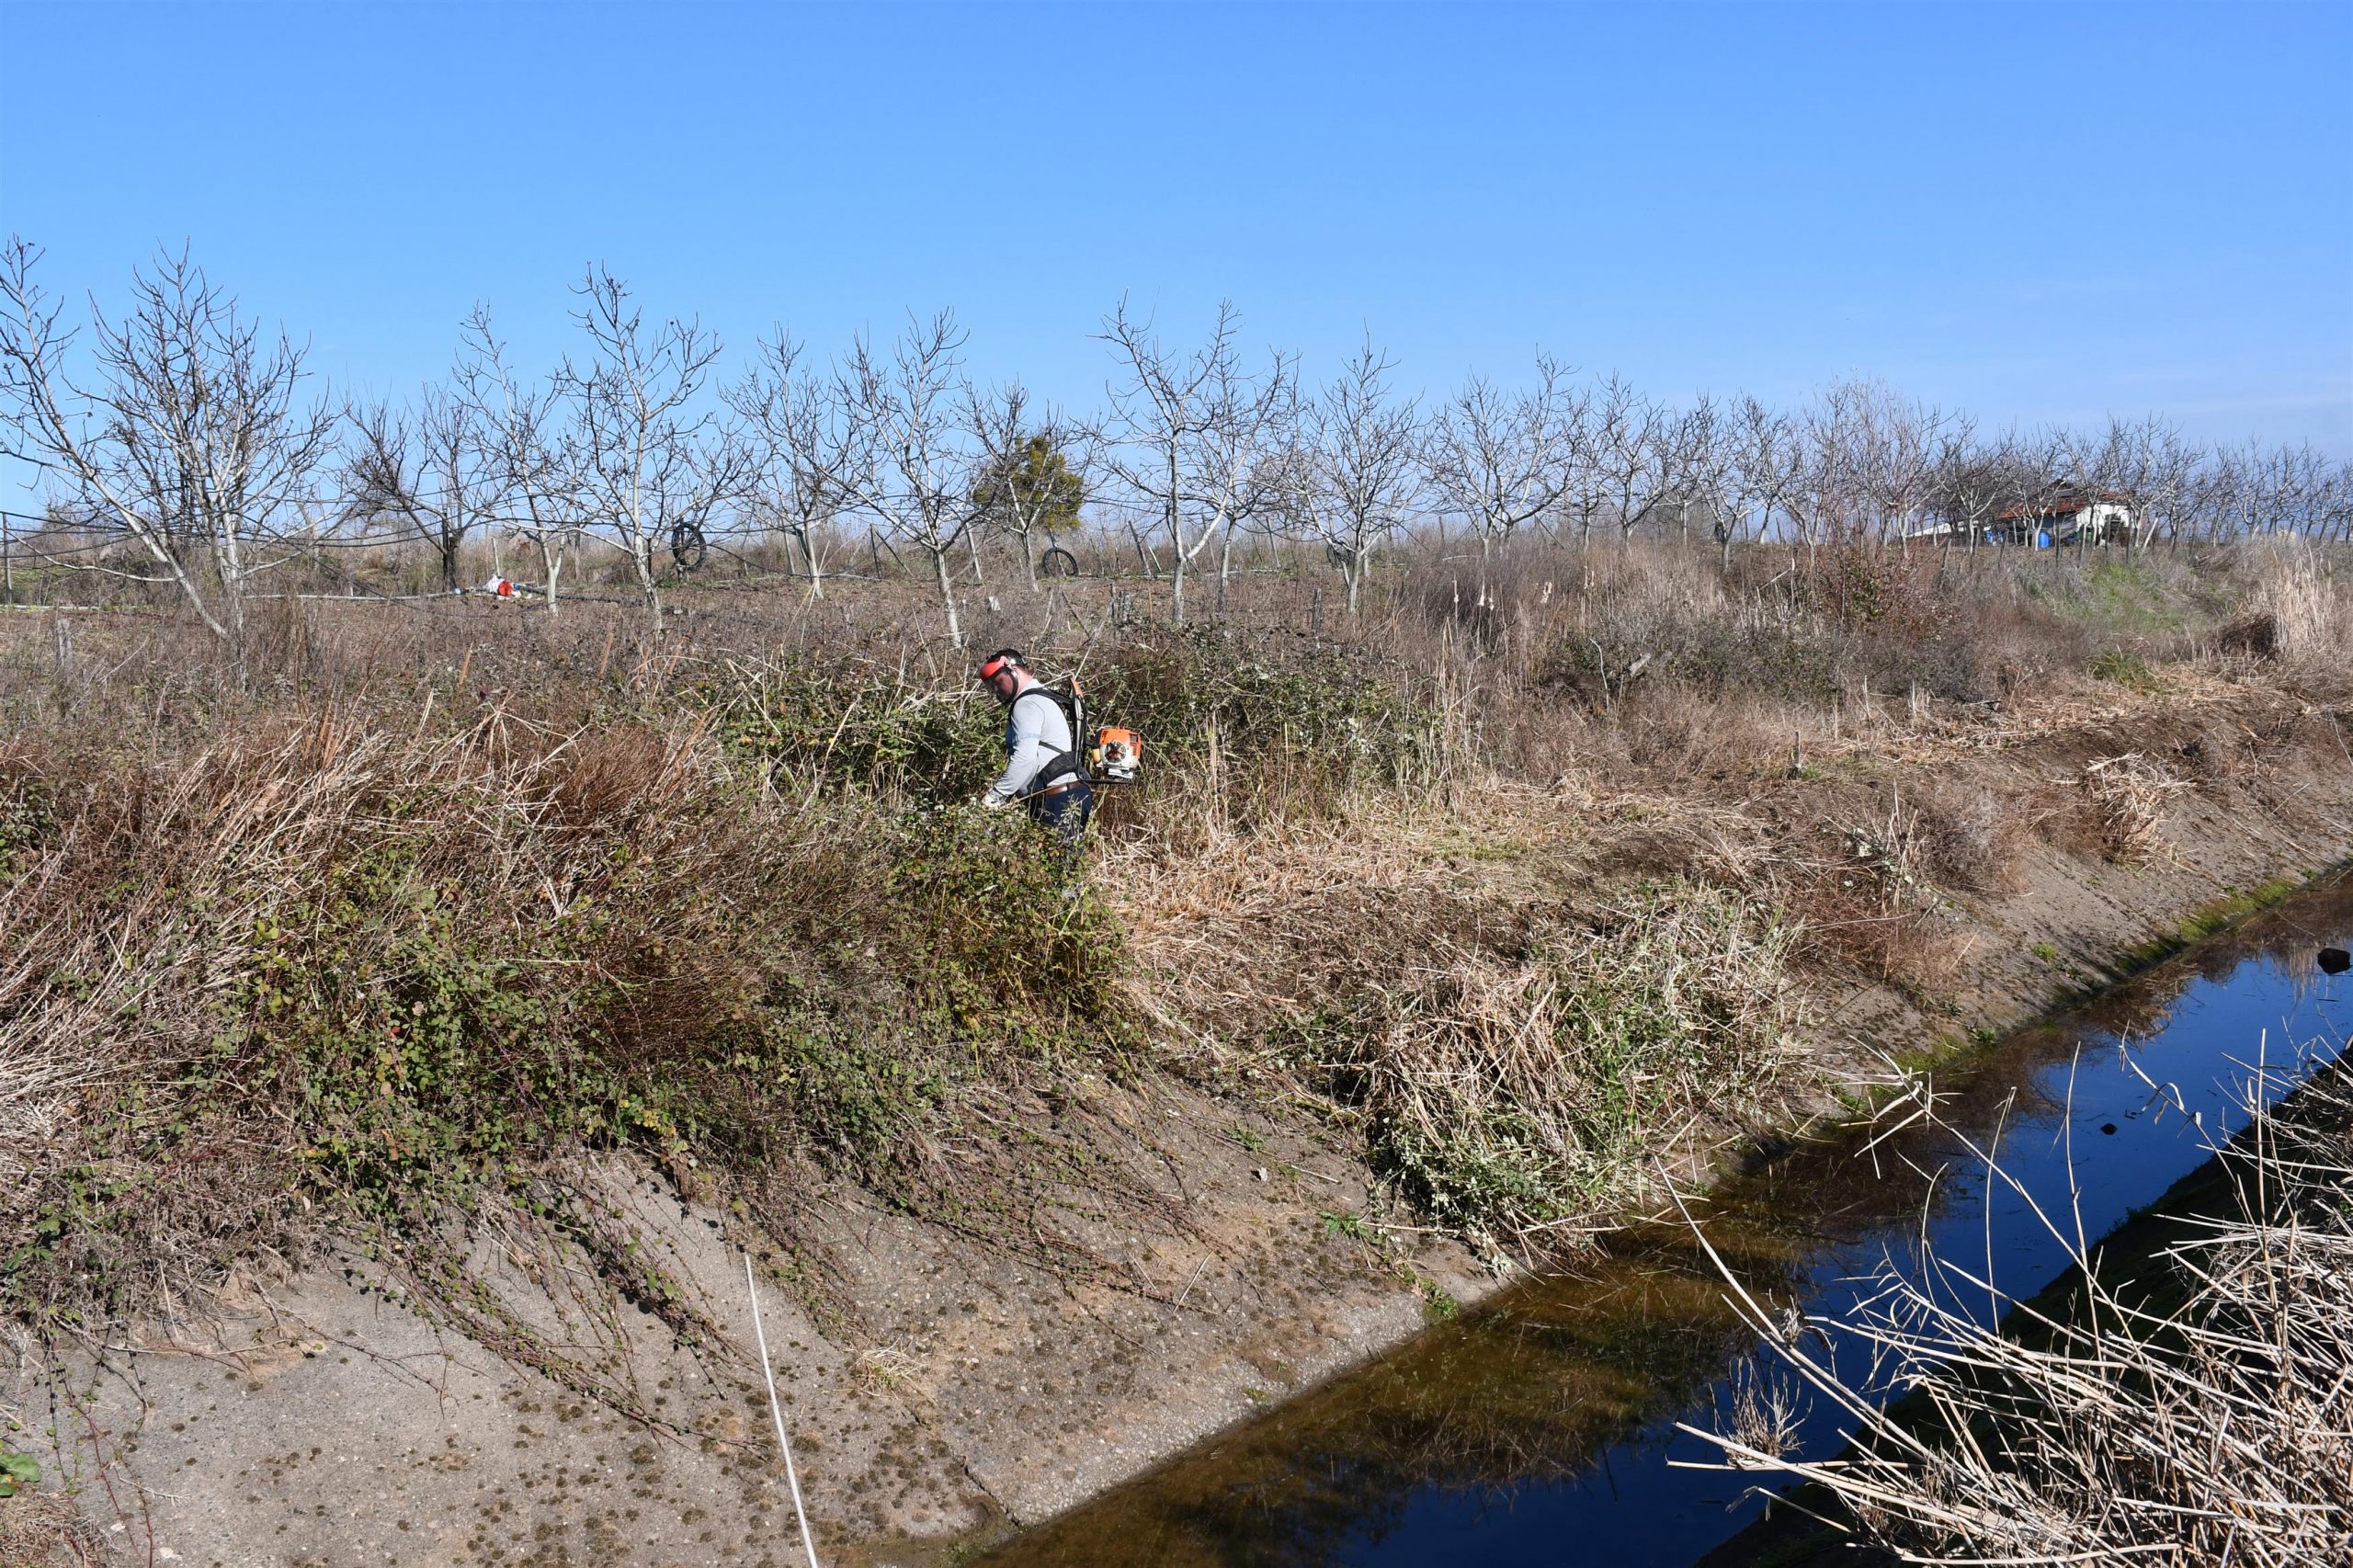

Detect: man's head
[977, 648, 1029, 704]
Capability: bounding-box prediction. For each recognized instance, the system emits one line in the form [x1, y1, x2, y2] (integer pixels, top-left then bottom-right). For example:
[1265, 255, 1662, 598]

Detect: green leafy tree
[970, 393, 1084, 589]
[964, 421, 1082, 585]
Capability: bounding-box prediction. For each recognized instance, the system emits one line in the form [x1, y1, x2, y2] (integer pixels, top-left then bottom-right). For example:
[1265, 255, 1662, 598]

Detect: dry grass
[2245, 537, 2353, 674]
[1, 531, 2347, 1364]
[2079, 751, 2196, 865]
[1681, 1054, 2353, 1567]
[0, 1484, 106, 1567]
[1332, 881, 1809, 1261]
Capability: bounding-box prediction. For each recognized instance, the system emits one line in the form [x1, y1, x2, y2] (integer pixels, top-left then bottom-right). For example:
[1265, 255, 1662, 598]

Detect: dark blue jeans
[1027, 779, 1095, 846]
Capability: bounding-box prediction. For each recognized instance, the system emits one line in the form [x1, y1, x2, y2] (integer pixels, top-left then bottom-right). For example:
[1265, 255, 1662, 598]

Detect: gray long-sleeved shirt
[984, 685, 1077, 805]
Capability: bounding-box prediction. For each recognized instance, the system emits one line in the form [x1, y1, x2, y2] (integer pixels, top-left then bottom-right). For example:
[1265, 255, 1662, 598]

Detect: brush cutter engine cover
[1092, 726, 1142, 784]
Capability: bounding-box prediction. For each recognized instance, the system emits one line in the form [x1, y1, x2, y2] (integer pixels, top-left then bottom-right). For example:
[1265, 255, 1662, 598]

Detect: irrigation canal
[977, 873, 2353, 1567]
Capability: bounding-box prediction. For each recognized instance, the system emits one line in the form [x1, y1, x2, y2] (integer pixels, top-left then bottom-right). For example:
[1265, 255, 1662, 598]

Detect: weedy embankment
[0, 705, 1153, 1403]
[2, 535, 2350, 1555]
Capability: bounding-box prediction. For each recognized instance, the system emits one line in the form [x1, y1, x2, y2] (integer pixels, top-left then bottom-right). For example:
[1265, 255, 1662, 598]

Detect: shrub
[1289, 881, 1807, 1262]
[0, 718, 1134, 1368]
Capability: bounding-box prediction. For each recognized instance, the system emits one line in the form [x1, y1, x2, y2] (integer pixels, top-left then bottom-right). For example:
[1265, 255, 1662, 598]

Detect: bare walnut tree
[345, 379, 508, 595]
[728, 330, 870, 600]
[1097, 299, 1295, 625]
[0, 240, 335, 682]
[1290, 337, 1424, 616]
[832, 312, 983, 646]
[457, 306, 583, 613]
[1425, 355, 1577, 594]
[554, 266, 745, 632]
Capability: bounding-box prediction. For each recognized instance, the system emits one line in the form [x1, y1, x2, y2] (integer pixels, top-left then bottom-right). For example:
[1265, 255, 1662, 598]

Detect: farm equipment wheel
[1040, 545, 1080, 579]
[670, 520, 708, 574]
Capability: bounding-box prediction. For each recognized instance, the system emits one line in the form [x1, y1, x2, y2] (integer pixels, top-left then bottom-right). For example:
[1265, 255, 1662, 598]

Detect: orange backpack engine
[1091, 726, 1142, 784]
[1034, 673, 1142, 786]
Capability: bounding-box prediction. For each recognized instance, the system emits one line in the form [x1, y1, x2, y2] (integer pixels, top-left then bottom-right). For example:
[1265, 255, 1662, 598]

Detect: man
[975, 648, 1094, 845]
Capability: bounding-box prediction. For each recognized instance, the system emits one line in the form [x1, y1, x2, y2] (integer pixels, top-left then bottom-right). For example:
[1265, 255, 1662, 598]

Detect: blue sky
[3, 0, 2349, 455]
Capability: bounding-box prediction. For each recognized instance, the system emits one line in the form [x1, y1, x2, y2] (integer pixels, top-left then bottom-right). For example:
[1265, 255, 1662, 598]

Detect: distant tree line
[4, 241, 2348, 669]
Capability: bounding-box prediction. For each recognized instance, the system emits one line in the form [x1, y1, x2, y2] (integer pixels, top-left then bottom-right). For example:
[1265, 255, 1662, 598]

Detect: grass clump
[1297, 881, 1806, 1262]
[2090, 646, 2160, 691]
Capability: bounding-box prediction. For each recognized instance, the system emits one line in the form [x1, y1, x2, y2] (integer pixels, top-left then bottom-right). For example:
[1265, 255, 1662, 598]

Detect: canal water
[980, 874, 2353, 1567]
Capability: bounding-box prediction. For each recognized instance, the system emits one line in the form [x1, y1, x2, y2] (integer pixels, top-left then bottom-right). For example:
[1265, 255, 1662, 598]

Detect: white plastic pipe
[745, 1253, 823, 1568]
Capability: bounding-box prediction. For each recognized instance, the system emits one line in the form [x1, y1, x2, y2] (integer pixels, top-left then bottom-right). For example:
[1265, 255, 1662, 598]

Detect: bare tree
[1290, 338, 1424, 615]
[1723, 395, 1802, 571]
[1996, 427, 2067, 547]
[1927, 417, 2006, 552]
[1424, 355, 1576, 596]
[1097, 299, 1295, 625]
[345, 379, 507, 594]
[833, 312, 981, 646]
[1589, 374, 1681, 546]
[2068, 415, 2200, 549]
[729, 330, 868, 599]
[1853, 382, 1945, 548]
[553, 266, 743, 632]
[0, 240, 335, 683]
[457, 306, 582, 613]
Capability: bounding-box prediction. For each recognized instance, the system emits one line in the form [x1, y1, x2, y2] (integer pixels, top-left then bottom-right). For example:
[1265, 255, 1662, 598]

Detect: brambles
[0, 714, 1138, 1379]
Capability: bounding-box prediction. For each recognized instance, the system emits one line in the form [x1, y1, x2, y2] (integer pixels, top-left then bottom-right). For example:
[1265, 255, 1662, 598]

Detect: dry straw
[1677, 1040, 2353, 1567]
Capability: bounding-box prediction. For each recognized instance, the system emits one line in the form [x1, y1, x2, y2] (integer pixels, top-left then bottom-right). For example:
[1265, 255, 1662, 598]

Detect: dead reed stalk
[1680, 1050, 2353, 1567]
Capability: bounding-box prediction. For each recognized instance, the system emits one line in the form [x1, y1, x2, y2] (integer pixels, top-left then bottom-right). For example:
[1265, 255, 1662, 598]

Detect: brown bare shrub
[1915, 778, 2029, 894]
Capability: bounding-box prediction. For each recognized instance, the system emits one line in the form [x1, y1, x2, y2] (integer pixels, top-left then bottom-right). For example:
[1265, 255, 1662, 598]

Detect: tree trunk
[540, 535, 564, 617]
[797, 524, 825, 598]
[1019, 528, 1039, 593]
[930, 543, 964, 649]
[1125, 519, 1158, 578]
[635, 535, 664, 636]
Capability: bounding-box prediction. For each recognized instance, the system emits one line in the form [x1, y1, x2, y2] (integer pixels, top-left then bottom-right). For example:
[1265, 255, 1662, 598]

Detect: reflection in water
[983, 876, 2353, 1567]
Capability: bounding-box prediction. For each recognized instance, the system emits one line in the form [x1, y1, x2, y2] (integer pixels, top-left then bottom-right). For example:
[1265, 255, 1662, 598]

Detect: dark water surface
[980, 875, 2353, 1568]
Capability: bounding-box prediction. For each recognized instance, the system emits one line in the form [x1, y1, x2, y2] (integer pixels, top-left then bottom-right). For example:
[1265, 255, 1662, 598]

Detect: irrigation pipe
[744, 1253, 824, 1568]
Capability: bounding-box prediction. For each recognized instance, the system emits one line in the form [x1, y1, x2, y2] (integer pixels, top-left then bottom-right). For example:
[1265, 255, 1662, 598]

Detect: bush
[0, 719, 1132, 1361]
[1286, 881, 1806, 1261]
